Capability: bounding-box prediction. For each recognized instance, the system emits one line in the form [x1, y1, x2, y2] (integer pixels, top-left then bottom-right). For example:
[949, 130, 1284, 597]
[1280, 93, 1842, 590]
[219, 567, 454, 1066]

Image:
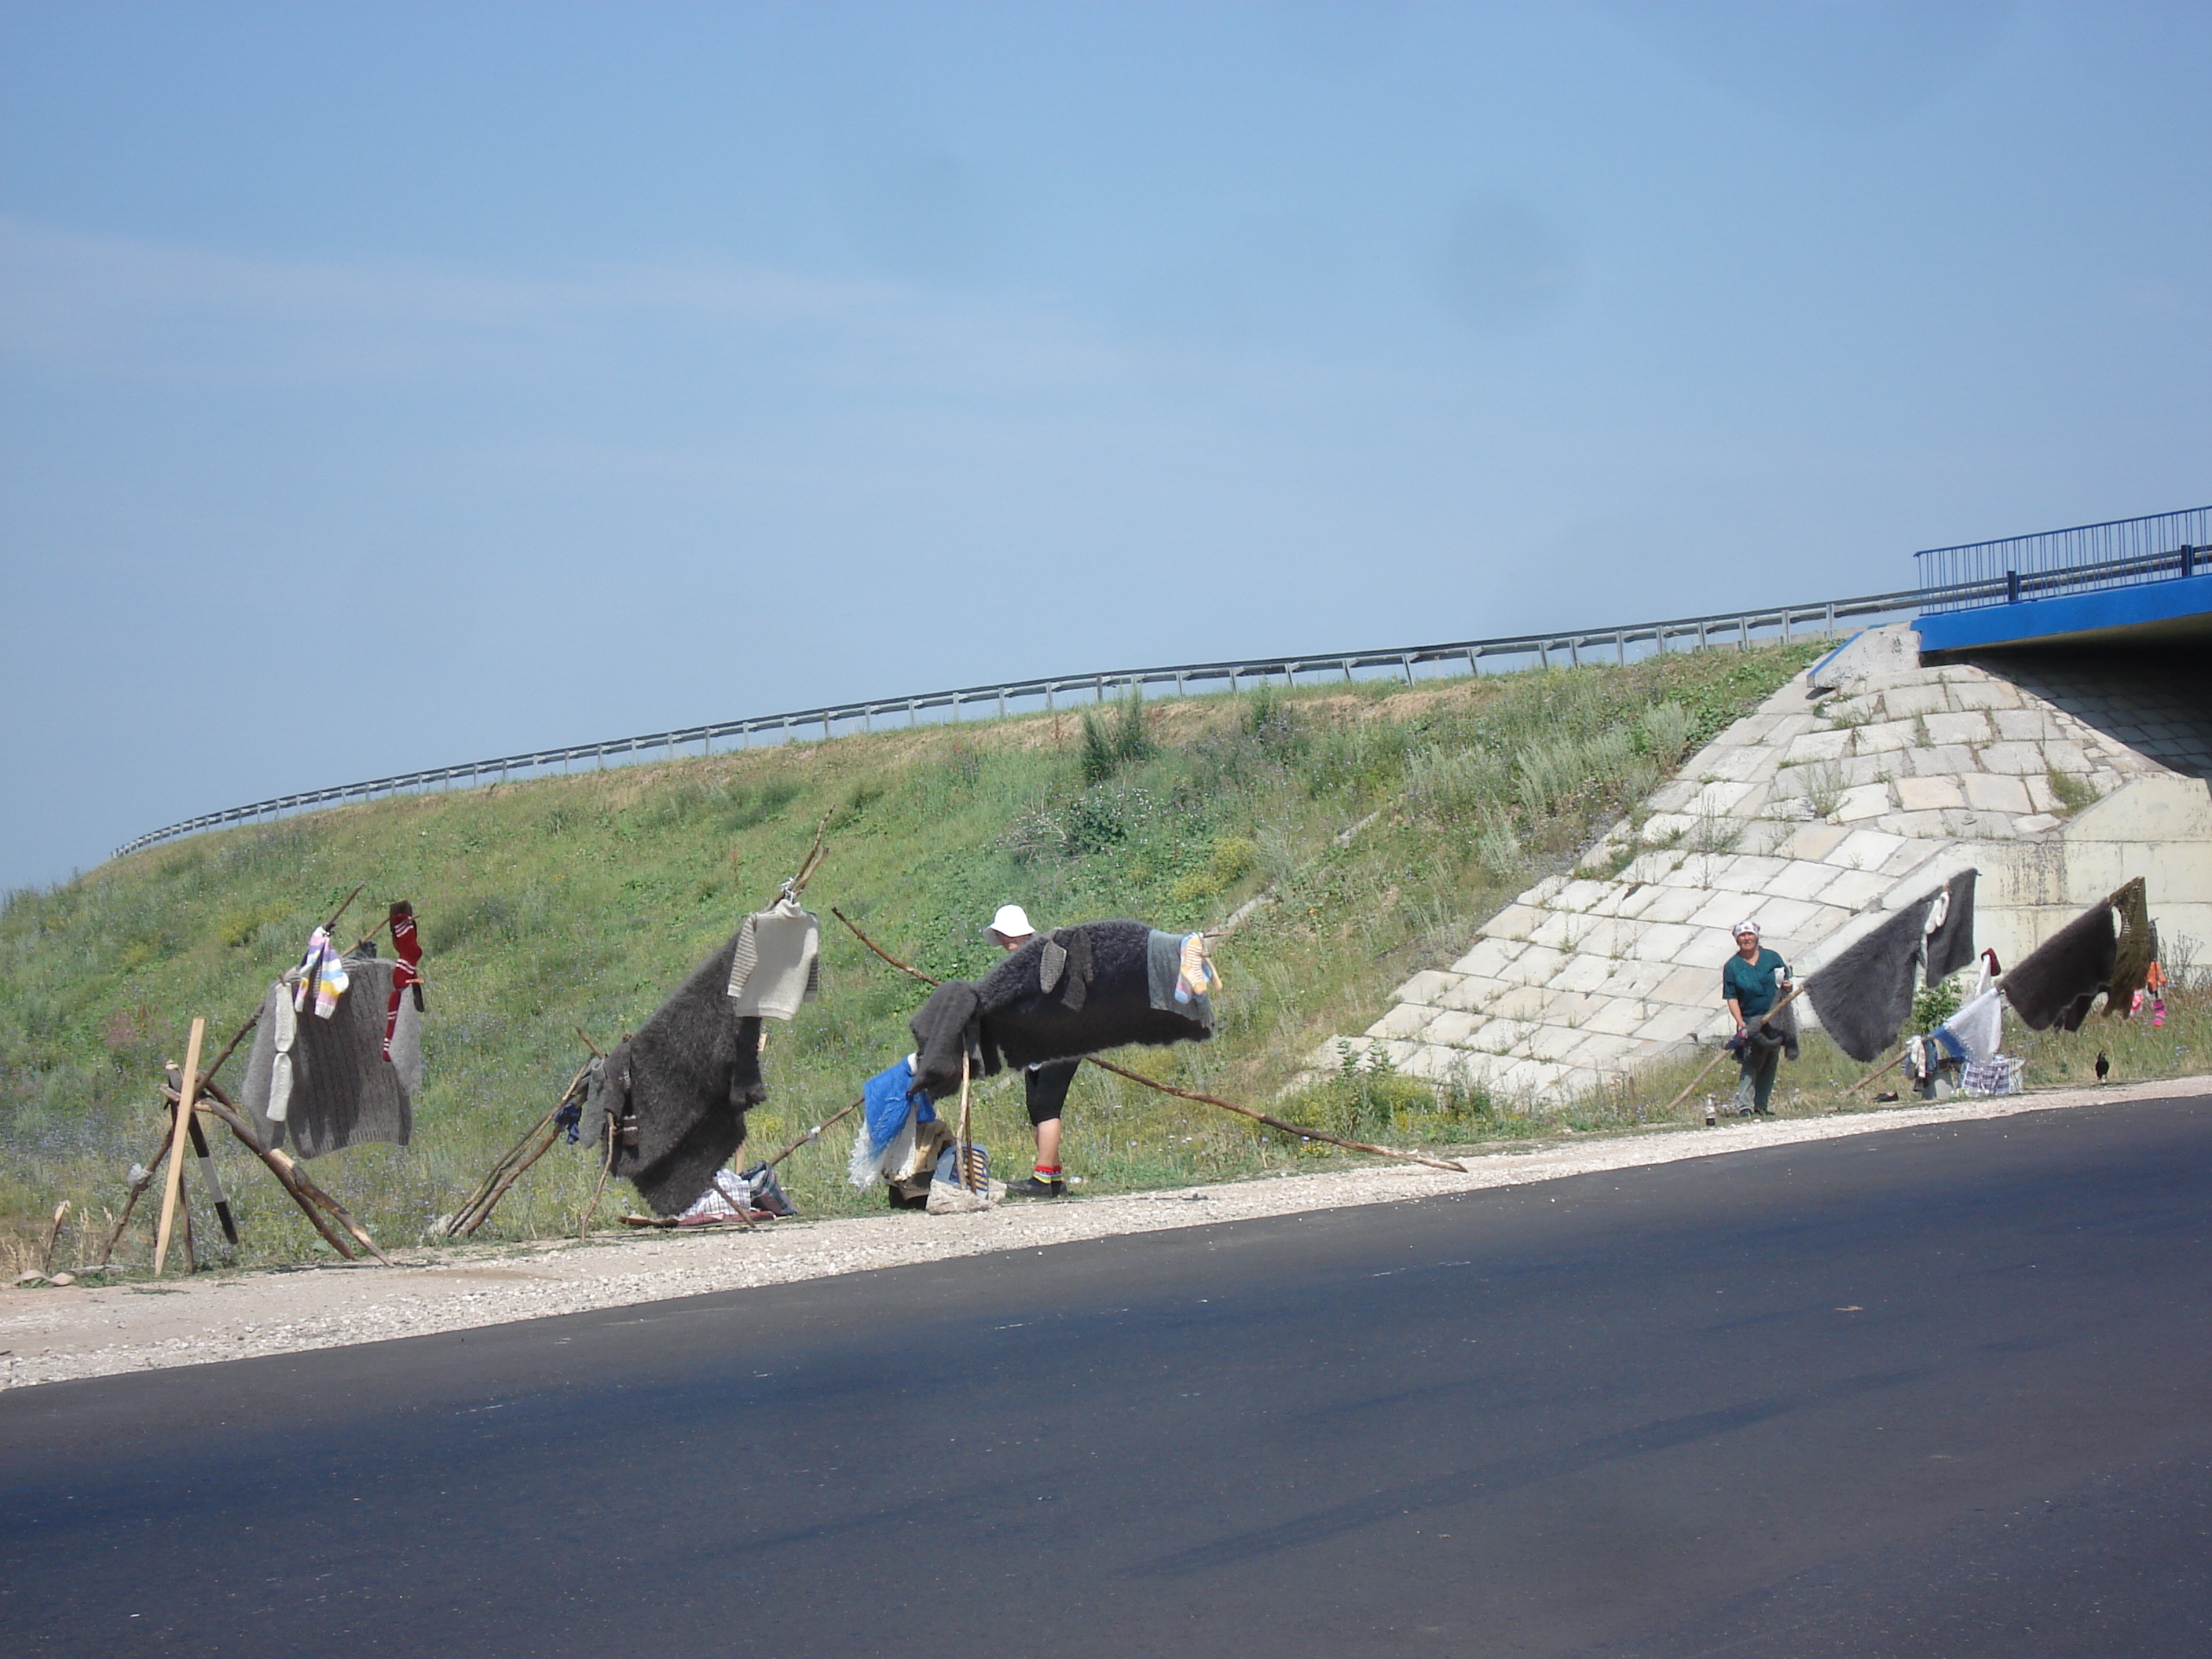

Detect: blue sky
[2, 2, 2207, 892]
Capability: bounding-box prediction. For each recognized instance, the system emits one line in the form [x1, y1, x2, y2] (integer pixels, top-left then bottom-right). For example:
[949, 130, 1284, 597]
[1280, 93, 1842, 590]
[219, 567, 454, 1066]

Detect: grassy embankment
[6, 639, 2195, 1277]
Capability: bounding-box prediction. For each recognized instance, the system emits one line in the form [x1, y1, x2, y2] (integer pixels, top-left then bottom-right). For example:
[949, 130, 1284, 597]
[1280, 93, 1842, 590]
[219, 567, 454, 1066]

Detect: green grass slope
[5, 643, 1861, 1270]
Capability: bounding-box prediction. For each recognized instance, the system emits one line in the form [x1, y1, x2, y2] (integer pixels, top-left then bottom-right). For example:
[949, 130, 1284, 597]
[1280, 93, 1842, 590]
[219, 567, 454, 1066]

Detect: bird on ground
[2094, 1051, 2111, 1083]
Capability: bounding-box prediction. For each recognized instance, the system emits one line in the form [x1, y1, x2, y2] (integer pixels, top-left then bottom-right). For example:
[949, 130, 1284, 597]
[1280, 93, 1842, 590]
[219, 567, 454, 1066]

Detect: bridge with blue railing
[1913, 505, 2210, 657]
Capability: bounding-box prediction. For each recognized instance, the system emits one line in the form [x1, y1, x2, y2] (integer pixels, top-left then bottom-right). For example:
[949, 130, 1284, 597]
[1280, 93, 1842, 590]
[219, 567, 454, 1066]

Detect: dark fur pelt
[580, 929, 767, 1215]
[1924, 869, 1979, 987]
[2106, 877, 2154, 1013]
[910, 982, 986, 1101]
[2003, 899, 2118, 1032]
[908, 919, 1210, 1101]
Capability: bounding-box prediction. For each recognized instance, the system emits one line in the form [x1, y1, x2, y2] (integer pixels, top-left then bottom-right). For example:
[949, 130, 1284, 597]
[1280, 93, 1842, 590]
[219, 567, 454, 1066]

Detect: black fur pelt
[908, 919, 1210, 1101]
[581, 928, 767, 1215]
[2003, 898, 2119, 1032]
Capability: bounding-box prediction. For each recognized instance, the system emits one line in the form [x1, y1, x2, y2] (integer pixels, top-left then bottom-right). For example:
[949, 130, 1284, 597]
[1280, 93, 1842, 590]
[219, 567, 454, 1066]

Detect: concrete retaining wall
[1336, 626, 2212, 1101]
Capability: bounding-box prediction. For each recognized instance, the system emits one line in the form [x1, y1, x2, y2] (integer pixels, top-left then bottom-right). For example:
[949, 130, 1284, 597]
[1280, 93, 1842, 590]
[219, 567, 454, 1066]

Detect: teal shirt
[1722, 948, 1788, 1021]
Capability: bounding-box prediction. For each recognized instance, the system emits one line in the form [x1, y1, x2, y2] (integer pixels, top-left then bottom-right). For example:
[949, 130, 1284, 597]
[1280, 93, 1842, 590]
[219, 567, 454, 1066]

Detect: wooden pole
[349, 910, 396, 955]
[445, 1054, 598, 1237]
[272, 1148, 390, 1265]
[40, 1202, 71, 1276]
[153, 1017, 206, 1275]
[195, 1008, 262, 1091]
[194, 1094, 358, 1262]
[789, 812, 833, 895]
[186, 1110, 240, 1246]
[98, 1136, 172, 1267]
[186, 1082, 391, 1265]
[1846, 1048, 1908, 1098]
[165, 1062, 241, 1246]
[956, 1050, 975, 1189]
[832, 908, 941, 986]
[758, 1099, 862, 1171]
[447, 1111, 558, 1236]
[449, 1114, 561, 1239]
[323, 881, 366, 936]
[1655, 1046, 1736, 1120]
[1657, 984, 1805, 1117]
[1086, 1057, 1466, 1173]
[579, 1116, 616, 1238]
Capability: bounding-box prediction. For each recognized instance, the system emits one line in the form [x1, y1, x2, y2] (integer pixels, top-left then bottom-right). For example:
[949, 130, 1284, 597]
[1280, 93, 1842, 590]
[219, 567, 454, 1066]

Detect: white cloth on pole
[726, 895, 822, 1020]
[1939, 987, 2005, 1065]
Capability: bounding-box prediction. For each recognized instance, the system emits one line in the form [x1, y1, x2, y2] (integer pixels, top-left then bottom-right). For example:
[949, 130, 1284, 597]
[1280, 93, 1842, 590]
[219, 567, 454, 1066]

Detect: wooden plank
[153, 1016, 206, 1275]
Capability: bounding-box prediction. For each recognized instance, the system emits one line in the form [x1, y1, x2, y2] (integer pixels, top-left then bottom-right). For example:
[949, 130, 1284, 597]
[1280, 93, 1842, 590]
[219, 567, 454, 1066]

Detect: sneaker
[1006, 1175, 1068, 1199]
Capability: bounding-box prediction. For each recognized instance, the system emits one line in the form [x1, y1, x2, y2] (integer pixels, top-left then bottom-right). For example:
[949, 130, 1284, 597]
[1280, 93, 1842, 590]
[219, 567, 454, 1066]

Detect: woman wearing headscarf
[1721, 920, 1793, 1117]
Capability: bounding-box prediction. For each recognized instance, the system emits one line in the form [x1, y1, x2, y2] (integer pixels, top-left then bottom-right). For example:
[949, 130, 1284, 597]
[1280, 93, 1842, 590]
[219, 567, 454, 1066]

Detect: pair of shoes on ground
[1005, 1175, 1068, 1199]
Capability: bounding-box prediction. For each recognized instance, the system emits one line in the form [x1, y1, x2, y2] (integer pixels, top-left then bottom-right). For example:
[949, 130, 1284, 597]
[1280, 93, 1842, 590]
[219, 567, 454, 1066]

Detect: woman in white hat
[987, 906, 1078, 1197]
[1721, 920, 1792, 1116]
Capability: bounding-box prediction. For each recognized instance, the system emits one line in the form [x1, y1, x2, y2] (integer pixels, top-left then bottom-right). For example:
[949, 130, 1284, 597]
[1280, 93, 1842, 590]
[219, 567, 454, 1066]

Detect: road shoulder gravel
[5, 1076, 2202, 1390]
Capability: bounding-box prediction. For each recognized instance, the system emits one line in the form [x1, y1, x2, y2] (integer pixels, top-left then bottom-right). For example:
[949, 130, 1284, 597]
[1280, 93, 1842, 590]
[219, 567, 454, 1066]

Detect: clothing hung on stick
[385, 902, 424, 1059]
[1923, 870, 1979, 987]
[908, 919, 1214, 1103]
[1934, 987, 2005, 1067]
[2105, 877, 2155, 1016]
[848, 1055, 943, 1189]
[726, 895, 822, 1020]
[1036, 928, 1093, 1005]
[1144, 928, 1217, 1020]
[240, 953, 422, 1159]
[582, 924, 771, 1216]
[2001, 893, 2123, 1031]
[293, 926, 350, 1020]
[1803, 892, 1941, 1064]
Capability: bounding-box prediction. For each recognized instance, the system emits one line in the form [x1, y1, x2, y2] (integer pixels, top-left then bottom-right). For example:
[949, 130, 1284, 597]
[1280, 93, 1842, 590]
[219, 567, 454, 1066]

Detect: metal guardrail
[1914, 506, 2209, 614]
[113, 585, 1933, 861]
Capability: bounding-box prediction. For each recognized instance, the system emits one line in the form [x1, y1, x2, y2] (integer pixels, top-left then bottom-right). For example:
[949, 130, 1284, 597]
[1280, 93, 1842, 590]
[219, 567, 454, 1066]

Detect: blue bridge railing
[1914, 506, 2210, 615]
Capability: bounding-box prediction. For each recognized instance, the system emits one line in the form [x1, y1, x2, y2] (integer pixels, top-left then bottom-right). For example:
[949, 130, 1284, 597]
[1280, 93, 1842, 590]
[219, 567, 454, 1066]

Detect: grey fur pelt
[909, 919, 1210, 1101]
[580, 928, 767, 1216]
[1804, 895, 1936, 1064]
[239, 958, 417, 1159]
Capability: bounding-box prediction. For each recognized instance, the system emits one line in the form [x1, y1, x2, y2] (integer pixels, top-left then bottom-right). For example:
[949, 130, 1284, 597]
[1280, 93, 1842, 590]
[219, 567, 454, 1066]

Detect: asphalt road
[5, 1095, 2209, 1657]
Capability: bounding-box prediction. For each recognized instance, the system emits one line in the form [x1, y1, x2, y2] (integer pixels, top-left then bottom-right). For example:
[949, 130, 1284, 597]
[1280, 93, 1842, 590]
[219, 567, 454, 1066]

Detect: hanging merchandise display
[726, 892, 822, 1020]
[385, 902, 425, 1058]
[2104, 877, 2155, 1014]
[292, 926, 350, 1020]
[2000, 880, 2152, 1031]
[1922, 870, 1979, 987]
[1803, 891, 1941, 1064]
[908, 919, 1214, 1104]
[1934, 986, 2005, 1067]
[240, 951, 423, 1158]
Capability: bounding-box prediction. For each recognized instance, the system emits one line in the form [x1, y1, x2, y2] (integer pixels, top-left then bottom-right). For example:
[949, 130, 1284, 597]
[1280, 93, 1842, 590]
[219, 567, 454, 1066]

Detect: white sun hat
[987, 904, 1037, 942]
[1732, 919, 1762, 938]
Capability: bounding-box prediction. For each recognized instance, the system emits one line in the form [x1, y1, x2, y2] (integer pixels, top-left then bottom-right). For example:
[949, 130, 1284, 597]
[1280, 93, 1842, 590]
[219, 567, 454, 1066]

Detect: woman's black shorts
[1024, 1060, 1080, 1125]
